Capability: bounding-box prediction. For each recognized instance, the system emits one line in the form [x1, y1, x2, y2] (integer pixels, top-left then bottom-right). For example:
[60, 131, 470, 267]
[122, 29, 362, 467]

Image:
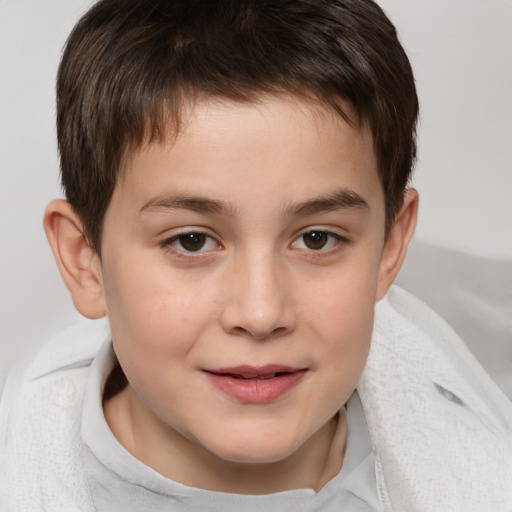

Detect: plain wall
[1, 0, 511, 369]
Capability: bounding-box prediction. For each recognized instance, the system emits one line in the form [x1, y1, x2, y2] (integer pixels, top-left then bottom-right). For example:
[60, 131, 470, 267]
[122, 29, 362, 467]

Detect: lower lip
[204, 371, 306, 403]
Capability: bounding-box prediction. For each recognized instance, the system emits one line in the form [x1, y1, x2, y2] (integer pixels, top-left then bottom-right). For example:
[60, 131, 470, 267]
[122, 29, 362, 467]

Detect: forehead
[113, 96, 382, 218]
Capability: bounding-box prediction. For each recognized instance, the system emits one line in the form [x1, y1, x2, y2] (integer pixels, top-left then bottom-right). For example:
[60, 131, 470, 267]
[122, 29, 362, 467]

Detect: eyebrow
[139, 188, 369, 217]
[286, 189, 370, 216]
[140, 195, 237, 216]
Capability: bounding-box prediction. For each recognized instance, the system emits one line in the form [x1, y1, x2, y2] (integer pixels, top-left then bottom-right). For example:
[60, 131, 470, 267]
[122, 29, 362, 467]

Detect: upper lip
[203, 365, 306, 379]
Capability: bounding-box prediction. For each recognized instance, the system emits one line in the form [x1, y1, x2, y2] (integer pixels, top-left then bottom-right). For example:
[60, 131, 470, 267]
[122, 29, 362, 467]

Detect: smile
[203, 365, 307, 403]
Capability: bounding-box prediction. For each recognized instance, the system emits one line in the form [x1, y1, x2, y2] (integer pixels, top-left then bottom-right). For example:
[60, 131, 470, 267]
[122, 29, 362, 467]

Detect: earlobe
[43, 199, 106, 319]
[375, 189, 419, 301]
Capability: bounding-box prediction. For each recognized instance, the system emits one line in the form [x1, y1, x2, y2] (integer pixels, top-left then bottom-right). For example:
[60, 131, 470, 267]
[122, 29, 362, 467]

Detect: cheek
[303, 261, 378, 385]
[102, 258, 215, 359]
[104, 272, 211, 406]
[320, 299, 373, 381]
[307, 256, 378, 333]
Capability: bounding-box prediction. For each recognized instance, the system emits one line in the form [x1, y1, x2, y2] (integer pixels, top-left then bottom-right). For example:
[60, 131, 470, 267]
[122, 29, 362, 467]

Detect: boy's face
[96, 97, 394, 478]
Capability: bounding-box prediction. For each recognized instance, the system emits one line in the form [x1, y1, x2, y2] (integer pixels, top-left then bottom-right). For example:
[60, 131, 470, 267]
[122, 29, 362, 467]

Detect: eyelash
[290, 229, 348, 254]
[159, 228, 348, 257]
[160, 231, 222, 255]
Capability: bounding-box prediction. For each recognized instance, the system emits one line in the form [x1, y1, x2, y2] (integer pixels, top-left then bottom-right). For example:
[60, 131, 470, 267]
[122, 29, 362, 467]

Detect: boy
[0, 0, 510, 510]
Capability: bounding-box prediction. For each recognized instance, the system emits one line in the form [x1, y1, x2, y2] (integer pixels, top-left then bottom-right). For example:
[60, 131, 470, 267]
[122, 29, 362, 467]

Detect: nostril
[265, 326, 290, 339]
[229, 325, 290, 341]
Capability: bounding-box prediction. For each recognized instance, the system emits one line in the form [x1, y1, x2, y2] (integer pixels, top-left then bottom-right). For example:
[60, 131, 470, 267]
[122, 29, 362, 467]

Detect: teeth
[216, 371, 297, 380]
[231, 373, 278, 380]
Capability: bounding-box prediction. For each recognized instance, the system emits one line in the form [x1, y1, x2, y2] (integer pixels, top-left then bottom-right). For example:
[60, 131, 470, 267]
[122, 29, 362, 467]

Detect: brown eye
[177, 233, 208, 252]
[302, 231, 328, 250]
[163, 231, 221, 254]
[291, 230, 343, 252]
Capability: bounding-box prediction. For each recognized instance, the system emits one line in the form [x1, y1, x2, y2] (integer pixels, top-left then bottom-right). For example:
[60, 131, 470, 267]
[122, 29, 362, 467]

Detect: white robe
[1, 286, 510, 511]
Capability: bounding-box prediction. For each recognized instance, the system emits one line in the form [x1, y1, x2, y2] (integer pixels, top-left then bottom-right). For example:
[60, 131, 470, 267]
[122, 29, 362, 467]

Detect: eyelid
[290, 227, 349, 252]
[159, 228, 223, 255]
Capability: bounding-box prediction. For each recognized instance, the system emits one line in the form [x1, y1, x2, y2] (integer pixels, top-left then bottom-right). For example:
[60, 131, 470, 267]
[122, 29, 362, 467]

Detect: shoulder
[0, 318, 109, 511]
[23, 317, 110, 381]
[358, 285, 512, 511]
[375, 285, 512, 422]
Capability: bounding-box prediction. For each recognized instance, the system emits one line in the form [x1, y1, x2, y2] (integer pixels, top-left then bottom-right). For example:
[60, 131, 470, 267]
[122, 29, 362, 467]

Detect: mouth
[221, 372, 291, 380]
[203, 365, 307, 403]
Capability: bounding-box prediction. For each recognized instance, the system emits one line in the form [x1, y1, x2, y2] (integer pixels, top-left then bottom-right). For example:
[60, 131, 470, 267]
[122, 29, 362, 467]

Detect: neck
[104, 386, 347, 494]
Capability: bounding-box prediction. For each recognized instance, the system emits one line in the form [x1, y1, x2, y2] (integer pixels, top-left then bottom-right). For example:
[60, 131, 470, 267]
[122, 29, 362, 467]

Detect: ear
[375, 188, 419, 301]
[43, 199, 106, 319]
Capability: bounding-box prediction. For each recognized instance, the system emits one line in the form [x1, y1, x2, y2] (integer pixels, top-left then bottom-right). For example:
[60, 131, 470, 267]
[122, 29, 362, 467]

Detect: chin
[206, 432, 301, 465]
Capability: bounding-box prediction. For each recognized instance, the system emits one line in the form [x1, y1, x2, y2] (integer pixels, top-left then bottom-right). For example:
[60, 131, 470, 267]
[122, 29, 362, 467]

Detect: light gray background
[1, 1, 511, 371]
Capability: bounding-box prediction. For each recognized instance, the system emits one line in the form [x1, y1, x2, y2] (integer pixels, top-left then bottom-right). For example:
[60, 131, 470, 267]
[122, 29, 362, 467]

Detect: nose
[219, 252, 297, 340]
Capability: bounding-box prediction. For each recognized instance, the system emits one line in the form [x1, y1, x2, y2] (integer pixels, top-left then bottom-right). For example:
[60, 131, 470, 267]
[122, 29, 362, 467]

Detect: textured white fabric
[0, 285, 510, 511]
[0, 319, 108, 511]
[359, 286, 512, 511]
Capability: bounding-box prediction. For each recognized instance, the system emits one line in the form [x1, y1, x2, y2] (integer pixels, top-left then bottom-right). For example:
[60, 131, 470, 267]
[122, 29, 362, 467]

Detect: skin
[44, 96, 418, 494]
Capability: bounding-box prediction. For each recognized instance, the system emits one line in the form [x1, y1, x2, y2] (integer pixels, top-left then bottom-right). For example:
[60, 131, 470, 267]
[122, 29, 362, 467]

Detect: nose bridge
[220, 247, 295, 340]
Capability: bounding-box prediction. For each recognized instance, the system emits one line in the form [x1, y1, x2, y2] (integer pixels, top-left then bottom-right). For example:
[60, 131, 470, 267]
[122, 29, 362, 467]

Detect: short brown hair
[57, 0, 418, 254]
